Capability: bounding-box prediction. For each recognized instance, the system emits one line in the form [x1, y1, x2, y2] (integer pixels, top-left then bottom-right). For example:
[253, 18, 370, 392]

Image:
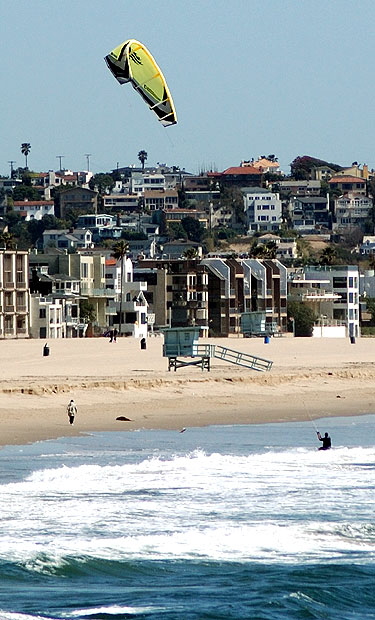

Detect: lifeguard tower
[162, 327, 273, 372]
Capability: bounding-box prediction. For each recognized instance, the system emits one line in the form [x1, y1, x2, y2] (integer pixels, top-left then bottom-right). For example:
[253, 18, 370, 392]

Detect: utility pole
[56, 155, 64, 171]
[85, 153, 91, 171]
[8, 161, 16, 178]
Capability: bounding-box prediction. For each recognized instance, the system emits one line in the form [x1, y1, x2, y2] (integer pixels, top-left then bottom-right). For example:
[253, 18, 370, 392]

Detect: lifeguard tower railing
[163, 342, 272, 372]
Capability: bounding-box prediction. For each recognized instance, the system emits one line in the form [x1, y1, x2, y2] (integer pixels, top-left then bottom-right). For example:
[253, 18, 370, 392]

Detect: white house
[13, 200, 55, 221]
[242, 187, 282, 233]
[360, 236, 375, 256]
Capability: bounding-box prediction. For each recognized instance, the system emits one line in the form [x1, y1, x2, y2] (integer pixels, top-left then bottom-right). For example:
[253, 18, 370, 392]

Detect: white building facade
[243, 187, 282, 233]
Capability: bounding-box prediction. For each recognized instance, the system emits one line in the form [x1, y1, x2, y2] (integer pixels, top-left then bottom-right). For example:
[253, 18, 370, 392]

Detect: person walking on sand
[67, 399, 77, 425]
[317, 431, 331, 450]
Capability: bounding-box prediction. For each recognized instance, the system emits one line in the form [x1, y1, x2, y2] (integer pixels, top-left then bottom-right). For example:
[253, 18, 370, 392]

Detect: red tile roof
[13, 200, 54, 206]
[222, 166, 260, 175]
[329, 176, 366, 183]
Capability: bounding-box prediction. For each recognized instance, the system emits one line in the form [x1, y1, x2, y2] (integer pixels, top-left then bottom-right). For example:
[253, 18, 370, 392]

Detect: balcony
[5, 282, 15, 289]
[16, 305, 28, 313]
[4, 305, 15, 313]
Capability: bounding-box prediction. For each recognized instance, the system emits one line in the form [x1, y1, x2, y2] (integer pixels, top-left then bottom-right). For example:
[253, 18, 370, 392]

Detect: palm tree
[21, 143, 31, 169]
[111, 240, 129, 336]
[138, 150, 148, 170]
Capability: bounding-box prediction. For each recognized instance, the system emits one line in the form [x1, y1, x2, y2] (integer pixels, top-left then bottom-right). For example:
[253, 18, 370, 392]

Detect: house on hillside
[288, 195, 331, 231]
[333, 193, 373, 231]
[13, 200, 55, 221]
[329, 176, 367, 195]
[242, 187, 282, 233]
[55, 186, 98, 218]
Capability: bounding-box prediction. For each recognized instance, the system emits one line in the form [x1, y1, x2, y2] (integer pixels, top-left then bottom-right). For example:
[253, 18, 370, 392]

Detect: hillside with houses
[1, 152, 375, 340]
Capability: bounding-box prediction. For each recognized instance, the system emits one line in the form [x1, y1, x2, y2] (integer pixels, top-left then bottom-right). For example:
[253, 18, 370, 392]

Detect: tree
[290, 155, 342, 180]
[249, 240, 277, 259]
[111, 240, 129, 336]
[287, 301, 317, 337]
[138, 150, 148, 170]
[21, 143, 31, 169]
[182, 247, 199, 259]
[181, 216, 205, 243]
[166, 221, 187, 240]
[89, 173, 115, 195]
[319, 246, 336, 266]
[79, 300, 96, 323]
[0, 229, 16, 249]
[12, 184, 40, 201]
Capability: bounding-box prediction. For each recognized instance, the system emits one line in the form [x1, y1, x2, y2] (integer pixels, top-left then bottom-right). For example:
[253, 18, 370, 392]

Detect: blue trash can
[350, 336, 356, 344]
[264, 335, 270, 344]
[43, 343, 50, 356]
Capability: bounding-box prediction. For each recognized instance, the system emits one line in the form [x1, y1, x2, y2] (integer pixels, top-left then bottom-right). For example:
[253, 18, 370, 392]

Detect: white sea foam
[1, 444, 374, 567]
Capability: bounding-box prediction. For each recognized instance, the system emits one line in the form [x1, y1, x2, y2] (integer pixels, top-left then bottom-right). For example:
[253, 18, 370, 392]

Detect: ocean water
[0, 415, 374, 620]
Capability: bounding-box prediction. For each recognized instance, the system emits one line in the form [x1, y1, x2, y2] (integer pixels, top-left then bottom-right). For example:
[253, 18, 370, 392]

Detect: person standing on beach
[113, 328, 118, 342]
[317, 431, 331, 450]
[67, 399, 77, 425]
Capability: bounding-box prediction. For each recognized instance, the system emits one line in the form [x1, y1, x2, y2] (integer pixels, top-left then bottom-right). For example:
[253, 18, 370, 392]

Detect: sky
[1, 0, 375, 177]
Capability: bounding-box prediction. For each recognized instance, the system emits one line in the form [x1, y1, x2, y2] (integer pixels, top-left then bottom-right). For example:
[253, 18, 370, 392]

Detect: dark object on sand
[116, 416, 132, 421]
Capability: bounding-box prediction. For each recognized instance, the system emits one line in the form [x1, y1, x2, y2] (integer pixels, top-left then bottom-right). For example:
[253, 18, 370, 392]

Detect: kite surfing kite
[105, 39, 177, 127]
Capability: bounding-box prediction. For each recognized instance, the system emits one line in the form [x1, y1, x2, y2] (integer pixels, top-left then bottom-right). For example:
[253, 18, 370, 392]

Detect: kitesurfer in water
[317, 431, 331, 450]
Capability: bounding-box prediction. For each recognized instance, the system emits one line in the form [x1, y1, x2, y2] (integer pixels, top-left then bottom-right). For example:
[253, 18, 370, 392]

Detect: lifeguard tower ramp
[163, 328, 272, 372]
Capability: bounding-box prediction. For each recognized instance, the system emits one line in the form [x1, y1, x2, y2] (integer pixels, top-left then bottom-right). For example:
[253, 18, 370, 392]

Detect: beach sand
[0, 335, 374, 447]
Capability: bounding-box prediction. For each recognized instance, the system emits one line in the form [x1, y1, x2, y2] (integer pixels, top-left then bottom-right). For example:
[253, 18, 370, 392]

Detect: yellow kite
[105, 39, 177, 127]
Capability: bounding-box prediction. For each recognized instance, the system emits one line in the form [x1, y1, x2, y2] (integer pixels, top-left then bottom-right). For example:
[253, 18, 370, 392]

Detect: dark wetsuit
[318, 432, 331, 450]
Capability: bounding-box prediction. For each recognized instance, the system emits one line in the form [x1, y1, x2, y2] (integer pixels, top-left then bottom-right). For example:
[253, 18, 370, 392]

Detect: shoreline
[0, 337, 374, 447]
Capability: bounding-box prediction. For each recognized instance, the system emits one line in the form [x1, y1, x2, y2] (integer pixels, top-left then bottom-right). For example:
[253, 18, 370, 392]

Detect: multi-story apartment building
[134, 259, 209, 335]
[241, 259, 288, 334]
[0, 250, 29, 338]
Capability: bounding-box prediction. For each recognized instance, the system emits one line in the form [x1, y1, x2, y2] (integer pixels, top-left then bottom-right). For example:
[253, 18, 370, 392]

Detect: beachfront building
[116, 284, 148, 338]
[29, 270, 82, 338]
[289, 265, 360, 338]
[29, 293, 82, 339]
[241, 259, 288, 335]
[0, 250, 29, 339]
[29, 250, 111, 334]
[134, 259, 209, 335]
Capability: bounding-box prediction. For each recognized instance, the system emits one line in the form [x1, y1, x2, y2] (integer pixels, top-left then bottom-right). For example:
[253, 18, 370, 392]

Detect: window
[39, 308, 46, 319]
[333, 277, 346, 288]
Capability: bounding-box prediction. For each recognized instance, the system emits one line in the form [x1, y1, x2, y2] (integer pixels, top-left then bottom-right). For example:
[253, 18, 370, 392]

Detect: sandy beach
[0, 335, 374, 447]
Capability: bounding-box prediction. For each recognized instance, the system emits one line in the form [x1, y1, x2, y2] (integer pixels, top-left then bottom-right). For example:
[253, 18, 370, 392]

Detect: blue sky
[1, 0, 375, 176]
